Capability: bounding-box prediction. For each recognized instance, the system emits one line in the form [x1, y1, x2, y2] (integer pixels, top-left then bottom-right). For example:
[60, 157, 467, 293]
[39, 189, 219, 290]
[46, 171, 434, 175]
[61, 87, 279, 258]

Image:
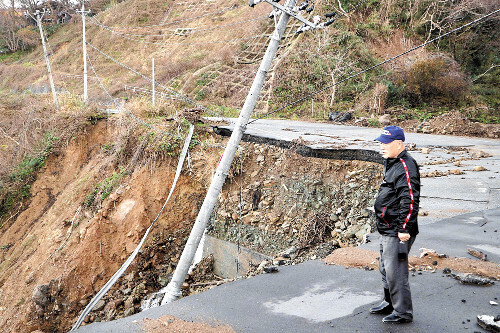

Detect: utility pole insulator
[252, 0, 340, 32]
[251, 0, 316, 28]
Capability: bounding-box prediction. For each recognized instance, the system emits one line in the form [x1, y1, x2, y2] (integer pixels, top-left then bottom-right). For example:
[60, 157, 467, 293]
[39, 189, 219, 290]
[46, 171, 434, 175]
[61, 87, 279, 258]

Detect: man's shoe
[369, 301, 393, 314]
[382, 313, 413, 323]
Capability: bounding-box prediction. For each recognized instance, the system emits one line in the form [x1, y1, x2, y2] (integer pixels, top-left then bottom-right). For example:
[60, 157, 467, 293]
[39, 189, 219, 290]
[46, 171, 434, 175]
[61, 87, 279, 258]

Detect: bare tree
[0, 0, 22, 52]
[311, 29, 357, 107]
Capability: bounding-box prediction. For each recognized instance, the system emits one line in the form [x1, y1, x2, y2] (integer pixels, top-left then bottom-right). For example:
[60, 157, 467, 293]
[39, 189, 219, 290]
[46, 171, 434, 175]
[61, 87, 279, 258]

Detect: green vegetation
[9, 134, 58, 183]
[101, 143, 116, 155]
[195, 90, 206, 100]
[0, 0, 498, 133]
[0, 50, 29, 63]
[16, 298, 25, 307]
[209, 105, 240, 118]
[390, 57, 469, 107]
[23, 234, 37, 248]
[85, 166, 127, 207]
[0, 133, 59, 221]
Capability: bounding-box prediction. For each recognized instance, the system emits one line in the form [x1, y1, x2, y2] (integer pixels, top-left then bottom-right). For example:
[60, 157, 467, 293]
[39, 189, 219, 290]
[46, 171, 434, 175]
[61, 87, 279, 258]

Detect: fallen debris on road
[451, 273, 495, 286]
[469, 248, 488, 261]
[477, 314, 500, 333]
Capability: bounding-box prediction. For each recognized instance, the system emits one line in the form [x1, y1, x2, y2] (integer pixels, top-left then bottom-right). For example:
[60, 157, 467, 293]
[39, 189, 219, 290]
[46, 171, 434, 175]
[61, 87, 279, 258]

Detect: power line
[87, 17, 271, 46]
[249, 8, 500, 124]
[123, 84, 179, 100]
[86, 51, 160, 131]
[88, 51, 224, 148]
[88, 15, 268, 38]
[90, 3, 245, 30]
[86, 45, 227, 149]
[86, 41, 225, 119]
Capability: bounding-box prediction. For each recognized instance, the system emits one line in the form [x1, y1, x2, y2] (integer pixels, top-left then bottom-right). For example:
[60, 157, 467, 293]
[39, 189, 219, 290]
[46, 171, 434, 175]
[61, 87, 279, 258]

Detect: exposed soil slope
[0, 119, 212, 332]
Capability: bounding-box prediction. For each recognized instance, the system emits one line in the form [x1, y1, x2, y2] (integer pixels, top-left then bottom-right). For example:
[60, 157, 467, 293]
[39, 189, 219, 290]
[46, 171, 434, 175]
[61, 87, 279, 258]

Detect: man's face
[380, 140, 403, 158]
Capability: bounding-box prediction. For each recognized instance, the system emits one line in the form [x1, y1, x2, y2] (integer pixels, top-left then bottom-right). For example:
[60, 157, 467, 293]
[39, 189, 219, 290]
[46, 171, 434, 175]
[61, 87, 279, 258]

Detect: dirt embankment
[0, 119, 213, 332]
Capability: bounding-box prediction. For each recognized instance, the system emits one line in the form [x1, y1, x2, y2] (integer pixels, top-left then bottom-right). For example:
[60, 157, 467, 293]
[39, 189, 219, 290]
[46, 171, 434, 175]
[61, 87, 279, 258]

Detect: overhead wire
[249, 8, 500, 124]
[86, 44, 226, 148]
[88, 15, 269, 38]
[86, 41, 226, 119]
[89, 3, 246, 30]
[86, 51, 163, 132]
[123, 84, 180, 100]
[87, 17, 271, 46]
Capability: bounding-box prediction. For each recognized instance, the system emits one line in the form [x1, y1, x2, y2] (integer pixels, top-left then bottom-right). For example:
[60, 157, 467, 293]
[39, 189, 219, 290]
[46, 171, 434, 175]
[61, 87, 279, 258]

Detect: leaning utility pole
[159, 0, 318, 305]
[29, 10, 59, 110]
[76, 2, 91, 103]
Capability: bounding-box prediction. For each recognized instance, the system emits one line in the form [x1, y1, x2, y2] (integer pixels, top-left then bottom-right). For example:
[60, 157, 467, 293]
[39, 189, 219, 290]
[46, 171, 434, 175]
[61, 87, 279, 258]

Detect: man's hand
[398, 232, 410, 242]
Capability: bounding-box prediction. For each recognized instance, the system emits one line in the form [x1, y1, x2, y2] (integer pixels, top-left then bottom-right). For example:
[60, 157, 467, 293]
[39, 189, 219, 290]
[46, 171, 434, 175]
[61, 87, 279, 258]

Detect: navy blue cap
[375, 126, 405, 143]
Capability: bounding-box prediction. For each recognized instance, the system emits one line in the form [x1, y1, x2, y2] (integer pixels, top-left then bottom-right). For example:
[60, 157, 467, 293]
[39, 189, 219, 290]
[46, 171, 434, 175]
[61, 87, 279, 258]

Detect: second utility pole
[82, 2, 87, 102]
[31, 10, 59, 110]
[159, 0, 301, 305]
[77, 2, 91, 103]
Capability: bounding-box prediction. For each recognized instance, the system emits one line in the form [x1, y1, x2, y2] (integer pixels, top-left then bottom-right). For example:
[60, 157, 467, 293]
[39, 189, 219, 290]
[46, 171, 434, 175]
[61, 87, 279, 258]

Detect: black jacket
[374, 150, 420, 237]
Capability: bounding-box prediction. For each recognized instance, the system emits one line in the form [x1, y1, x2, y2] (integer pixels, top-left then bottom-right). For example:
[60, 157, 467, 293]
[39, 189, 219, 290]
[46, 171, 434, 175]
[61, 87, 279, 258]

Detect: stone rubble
[209, 143, 382, 259]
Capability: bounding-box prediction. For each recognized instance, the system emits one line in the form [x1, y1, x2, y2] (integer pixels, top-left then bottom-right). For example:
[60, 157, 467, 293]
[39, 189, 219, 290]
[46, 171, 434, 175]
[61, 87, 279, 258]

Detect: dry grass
[0, 0, 270, 113]
[0, 85, 224, 222]
[0, 93, 92, 179]
[0, 92, 101, 221]
[298, 210, 332, 249]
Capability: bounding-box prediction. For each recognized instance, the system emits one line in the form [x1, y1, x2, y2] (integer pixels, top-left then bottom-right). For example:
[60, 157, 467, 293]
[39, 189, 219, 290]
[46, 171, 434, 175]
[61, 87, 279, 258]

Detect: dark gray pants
[379, 235, 415, 319]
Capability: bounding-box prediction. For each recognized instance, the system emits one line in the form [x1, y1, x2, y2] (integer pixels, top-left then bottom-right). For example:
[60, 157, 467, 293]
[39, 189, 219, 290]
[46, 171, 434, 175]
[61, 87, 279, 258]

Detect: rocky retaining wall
[209, 142, 383, 258]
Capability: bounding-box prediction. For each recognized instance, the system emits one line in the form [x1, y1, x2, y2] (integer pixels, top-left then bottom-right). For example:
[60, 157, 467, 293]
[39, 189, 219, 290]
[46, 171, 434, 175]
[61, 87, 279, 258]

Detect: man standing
[370, 126, 420, 324]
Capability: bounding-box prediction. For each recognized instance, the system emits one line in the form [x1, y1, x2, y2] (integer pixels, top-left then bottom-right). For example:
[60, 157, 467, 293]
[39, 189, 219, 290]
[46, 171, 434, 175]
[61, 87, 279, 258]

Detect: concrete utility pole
[77, 2, 91, 103]
[29, 10, 59, 110]
[159, 0, 310, 305]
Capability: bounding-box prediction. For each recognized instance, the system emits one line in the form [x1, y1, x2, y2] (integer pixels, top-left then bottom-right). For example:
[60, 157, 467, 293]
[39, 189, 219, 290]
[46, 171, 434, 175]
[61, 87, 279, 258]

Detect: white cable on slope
[70, 124, 195, 331]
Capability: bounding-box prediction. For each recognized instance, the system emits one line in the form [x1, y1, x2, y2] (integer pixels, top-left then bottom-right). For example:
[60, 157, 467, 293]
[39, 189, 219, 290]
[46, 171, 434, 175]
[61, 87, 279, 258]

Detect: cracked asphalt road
[216, 119, 500, 225]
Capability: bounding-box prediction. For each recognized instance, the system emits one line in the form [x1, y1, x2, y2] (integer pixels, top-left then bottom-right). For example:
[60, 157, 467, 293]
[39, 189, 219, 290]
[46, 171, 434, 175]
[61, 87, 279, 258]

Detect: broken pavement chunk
[477, 315, 500, 332]
[468, 248, 488, 261]
[419, 248, 436, 258]
[451, 273, 495, 286]
[263, 266, 279, 273]
[419, 248, 448, 258]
